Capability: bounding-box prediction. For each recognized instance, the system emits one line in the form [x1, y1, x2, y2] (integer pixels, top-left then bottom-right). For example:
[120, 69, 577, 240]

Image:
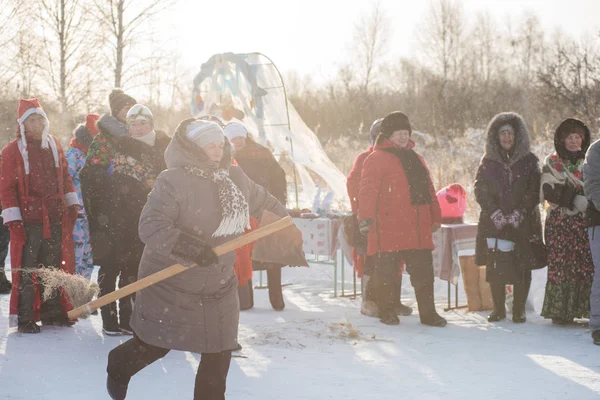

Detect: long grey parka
[131, 118, 287, 353]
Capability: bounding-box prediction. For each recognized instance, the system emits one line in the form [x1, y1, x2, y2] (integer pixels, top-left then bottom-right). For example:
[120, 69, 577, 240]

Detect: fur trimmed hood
[554, 118, 590, 160]
[483, 112, 530, 165]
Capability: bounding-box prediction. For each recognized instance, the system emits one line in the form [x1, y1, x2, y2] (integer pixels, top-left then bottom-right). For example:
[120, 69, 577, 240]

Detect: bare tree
[538, 33, 600, 129]
[419, 0, 466, 83]
[352, 1, 391, 94]
[39, 0, 95, 112]
[92, 0, 173, 88]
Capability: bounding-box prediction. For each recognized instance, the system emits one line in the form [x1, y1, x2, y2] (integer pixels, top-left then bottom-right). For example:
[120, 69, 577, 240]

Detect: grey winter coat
[131, 118, 287, 354]
[584, 139, 600, 227]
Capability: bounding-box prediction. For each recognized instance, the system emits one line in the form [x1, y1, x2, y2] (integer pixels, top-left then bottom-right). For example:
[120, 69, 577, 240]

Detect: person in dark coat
[474, 112, 542, 323]
[0, 210, 10, 294]
[540, 118, 594, 324]
[224, 122, 288, 310]
[81, 100, 170, 336]
[105, 119, 287, 400]
[358, 112, 445, 327]
[347, 118, 412, 318]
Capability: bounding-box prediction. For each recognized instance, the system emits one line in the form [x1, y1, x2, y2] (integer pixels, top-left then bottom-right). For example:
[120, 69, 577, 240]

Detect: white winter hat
[186, 120, 224, 148]
[223, 122, 248, 141]
[126, 104, 154, 128]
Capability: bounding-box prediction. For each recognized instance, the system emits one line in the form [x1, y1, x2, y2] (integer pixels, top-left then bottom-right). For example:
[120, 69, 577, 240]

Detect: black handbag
[516, 233, 547, 271]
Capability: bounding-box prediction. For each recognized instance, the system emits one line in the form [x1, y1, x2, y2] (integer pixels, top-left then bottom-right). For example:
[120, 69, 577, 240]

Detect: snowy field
[1, 260, 599, 400]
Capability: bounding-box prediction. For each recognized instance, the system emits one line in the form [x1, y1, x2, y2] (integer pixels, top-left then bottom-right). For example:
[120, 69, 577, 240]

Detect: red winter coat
[358, 139, 442, 256]
[347, 146, 373, 214]
[0, 136, 78, 325]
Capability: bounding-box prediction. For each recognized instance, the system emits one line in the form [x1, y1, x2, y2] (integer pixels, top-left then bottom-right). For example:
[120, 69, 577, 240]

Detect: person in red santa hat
[0, 98, 80, 333]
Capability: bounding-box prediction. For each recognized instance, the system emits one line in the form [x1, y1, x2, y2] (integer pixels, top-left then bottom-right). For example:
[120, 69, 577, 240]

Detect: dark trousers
[490, 280, 532, 313]
[19, 223, 62, 323]
[0, 220, 9, 285]
[107, 335, 232, 400]
[98, 236, 144, 326]
[369, 250, 435, 319]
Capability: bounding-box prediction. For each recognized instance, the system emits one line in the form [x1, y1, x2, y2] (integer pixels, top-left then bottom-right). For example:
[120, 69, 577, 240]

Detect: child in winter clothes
[66, 114, 99, 279]
[0, 98, 80, 333]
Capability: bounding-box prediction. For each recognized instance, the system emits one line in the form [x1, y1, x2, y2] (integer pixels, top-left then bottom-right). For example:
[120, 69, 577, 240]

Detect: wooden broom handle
[68, 216, 293, 319]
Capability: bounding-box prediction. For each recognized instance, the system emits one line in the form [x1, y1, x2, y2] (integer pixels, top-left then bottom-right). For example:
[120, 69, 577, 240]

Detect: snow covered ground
[1, 260, 599, 400]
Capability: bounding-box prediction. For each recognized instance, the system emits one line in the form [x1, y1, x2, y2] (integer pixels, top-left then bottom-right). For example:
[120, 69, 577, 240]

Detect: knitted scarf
[185, 166, 250, 237]
[382, 147, 432, 205]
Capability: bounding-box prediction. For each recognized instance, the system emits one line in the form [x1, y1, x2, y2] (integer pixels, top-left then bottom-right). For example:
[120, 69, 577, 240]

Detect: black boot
[372, 254, 403, 325]
[488, 283, 506, 322]
[379, 309, 400, 325]
[592, 330, 600, 346]
[415, 283, 447, 327]
[107, 375, 128, 400]
[0, 271, 11, 294]
[18, 321, 41, 334]
[267, 267, 285, 311]
[102, 303, 122, 336]
[512, 281, 531, 323]
[394, 275, 413, 316]
[238, 279, 254, 311]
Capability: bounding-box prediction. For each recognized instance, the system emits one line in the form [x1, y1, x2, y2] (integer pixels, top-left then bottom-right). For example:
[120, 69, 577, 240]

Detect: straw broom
[65, 216, 294, 319]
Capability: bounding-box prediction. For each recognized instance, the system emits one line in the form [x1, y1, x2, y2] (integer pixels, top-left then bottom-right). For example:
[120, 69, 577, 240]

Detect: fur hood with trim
[554, 118, 591, 160]
[483, 112, 531, 166]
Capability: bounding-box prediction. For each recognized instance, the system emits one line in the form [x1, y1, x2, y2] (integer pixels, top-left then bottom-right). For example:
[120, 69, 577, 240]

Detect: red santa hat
[16, 98, 58, 174]
[17, 98, 51, 149]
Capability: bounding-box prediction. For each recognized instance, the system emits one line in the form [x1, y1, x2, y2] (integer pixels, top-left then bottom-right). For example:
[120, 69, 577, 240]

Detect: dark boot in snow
[379, 309, 400, 325]
[415, 283, 447, 327]
[238, 279, 254, 311]
[512, 281, 530, 323]
[42, 315, 75, 327]
[393, 275, 413, 316]
[592, 330, 600, 346]
[267, 267, 285, 311]
[395, 303, 413, 316]
[0, 271, 11, 294]
[107, 375, 128, 400]
[18, 321, 41, 334]
[488, 283, 506, 322]
[360, 275, 379, 317]
[102, 303, 122, 336]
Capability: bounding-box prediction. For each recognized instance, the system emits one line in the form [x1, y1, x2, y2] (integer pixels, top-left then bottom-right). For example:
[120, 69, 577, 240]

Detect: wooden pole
[68, 217, 294, 319]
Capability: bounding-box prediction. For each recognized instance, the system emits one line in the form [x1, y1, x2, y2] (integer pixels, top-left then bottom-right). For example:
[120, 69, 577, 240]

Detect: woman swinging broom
[105, 119, 288, 400]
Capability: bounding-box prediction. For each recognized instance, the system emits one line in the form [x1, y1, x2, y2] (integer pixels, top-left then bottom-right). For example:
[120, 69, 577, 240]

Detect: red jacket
[347, 146, 373, 214]
[0, 136, 78, 325]
[358, 139, 442, 255]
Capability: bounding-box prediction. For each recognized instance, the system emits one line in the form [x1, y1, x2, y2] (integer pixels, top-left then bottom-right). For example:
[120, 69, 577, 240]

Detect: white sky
[160, 0, 600, 82]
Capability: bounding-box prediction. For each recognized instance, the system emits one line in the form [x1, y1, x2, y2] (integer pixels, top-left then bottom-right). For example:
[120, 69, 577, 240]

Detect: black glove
[195, 243, 218, 267]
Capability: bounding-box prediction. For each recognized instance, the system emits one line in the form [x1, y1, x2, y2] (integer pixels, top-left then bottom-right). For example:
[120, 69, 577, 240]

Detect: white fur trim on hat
[18, 107, 51, 150]
[224, 123, 248, 141]
[2, 207, 22, 223]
